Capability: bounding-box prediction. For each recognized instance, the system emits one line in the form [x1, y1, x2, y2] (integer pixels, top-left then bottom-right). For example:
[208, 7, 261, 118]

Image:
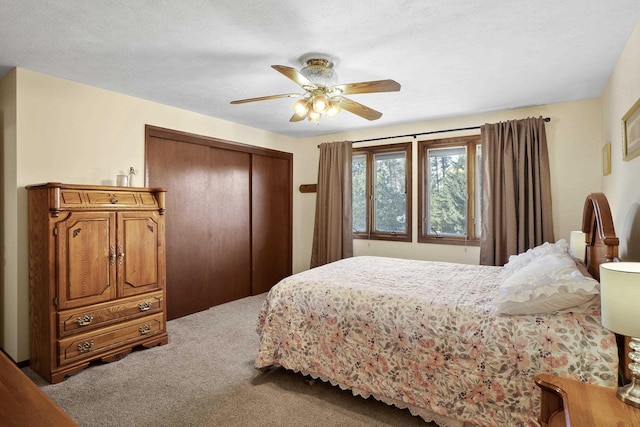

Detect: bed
[255, 193, 622, 426]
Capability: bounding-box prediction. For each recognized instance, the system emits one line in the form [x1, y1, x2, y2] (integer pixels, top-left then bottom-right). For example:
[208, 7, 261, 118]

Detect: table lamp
[600, 262, 640, 408]
[569, 230, 586, 261]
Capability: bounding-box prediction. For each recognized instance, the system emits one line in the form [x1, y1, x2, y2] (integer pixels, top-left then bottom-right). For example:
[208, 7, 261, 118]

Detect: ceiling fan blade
[271, 65, 315, 88]
[230, 93, 300, 104]
[289, 113, 305, 122]
[338, 97, 383, 121]
[333, 79, 401, 95]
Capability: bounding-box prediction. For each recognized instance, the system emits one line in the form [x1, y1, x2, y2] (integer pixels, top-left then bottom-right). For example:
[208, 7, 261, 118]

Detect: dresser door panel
[56, 212, 117, 310]
[117, 212, 162, 297]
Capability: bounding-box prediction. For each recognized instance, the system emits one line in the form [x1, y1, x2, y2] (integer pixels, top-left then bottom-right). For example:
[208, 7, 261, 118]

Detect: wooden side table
[535, 374, 640, 426]
[0, 350, 76, 426]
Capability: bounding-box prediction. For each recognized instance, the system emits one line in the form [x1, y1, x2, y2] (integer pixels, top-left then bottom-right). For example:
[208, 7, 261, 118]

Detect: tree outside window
[352, 143, 412, 241]
[418, 135, 481, 245]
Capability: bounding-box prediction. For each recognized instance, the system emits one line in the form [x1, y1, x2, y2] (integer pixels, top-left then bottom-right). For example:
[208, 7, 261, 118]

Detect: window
[418, 135, 482, 245]
[352, 143, 412, 241]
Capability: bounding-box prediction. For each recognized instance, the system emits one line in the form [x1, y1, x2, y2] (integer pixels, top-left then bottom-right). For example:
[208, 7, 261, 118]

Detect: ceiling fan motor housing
[300, 57, 338, 88]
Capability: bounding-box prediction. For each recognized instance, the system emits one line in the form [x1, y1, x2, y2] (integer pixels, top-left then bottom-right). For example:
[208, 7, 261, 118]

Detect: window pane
[427, 146, 467, 236]
[373, 151, 406, 233]
[352, 154, 367, 232]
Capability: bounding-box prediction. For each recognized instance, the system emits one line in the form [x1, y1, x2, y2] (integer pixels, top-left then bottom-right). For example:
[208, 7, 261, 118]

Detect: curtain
[310, 141, 354, 268]
[480, 117, 554, 266]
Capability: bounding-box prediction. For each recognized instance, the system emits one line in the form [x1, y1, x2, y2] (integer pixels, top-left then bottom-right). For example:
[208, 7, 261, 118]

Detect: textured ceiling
[1, 1, 639, 138]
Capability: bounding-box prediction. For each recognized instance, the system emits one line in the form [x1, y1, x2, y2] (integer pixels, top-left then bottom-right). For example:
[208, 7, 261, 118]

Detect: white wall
[601, 17, 640, 261]
[301, 99, 603, 264]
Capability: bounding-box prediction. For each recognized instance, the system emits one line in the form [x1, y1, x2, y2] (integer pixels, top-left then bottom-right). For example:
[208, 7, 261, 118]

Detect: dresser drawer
[56, 188, 159, 210]
[84, 190, 138, 206]
[58, 313, 164, 365]
[57, 291, 163, 337]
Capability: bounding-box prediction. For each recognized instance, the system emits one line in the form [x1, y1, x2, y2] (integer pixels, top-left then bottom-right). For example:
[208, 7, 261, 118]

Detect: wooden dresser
[27, 183, 168, 383]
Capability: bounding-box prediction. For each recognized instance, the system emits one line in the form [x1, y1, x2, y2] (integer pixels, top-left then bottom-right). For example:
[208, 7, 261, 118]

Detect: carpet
[23, 293, 433, 426]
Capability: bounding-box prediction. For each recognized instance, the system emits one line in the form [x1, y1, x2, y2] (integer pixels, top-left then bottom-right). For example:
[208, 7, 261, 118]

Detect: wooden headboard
[580, 192, 630, 383]
[581, 192, 619, 280]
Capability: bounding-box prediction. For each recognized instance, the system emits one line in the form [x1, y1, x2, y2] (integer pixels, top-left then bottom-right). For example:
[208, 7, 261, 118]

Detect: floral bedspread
[255, 256, 618, 427]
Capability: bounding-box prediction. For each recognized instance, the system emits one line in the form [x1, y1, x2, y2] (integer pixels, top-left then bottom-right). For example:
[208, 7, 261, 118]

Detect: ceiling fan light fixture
[307, 110, 321, 122]
[293, 98, 310, 117]
[311, 94, 329, 113]
[325, 101, 341, 118]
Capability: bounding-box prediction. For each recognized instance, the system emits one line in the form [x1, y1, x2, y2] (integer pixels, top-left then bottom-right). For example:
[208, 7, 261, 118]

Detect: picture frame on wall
[622, 97, 640, 161]
[602, 143, 611, 176]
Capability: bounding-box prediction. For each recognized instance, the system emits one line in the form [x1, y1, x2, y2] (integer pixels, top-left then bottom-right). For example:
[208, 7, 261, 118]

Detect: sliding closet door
[207, 147, 252, 304]
[146, 126, 292, 320]
[146, 135, 251, 319]
[251, 154, 292, 294]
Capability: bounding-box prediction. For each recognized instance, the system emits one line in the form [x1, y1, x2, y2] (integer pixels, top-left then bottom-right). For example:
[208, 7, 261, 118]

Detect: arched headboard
[581, 192, 630, 383]
[581, 192, 619, 281]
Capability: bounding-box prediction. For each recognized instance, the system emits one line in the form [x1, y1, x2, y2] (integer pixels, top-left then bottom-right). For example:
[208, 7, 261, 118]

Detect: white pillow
[494, 251, 600, 315]
[502, 239, 569, 272]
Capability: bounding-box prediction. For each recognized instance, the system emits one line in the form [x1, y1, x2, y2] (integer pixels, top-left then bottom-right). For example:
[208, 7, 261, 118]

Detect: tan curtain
[310, 141, 354, 268]
[480, 117, 554, 266]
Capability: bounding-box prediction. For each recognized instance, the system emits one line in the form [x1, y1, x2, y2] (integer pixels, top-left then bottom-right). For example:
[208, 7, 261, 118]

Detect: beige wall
[601, 17, 640, 261]
[1, 68, 319, 361]
[301, 99, 603, 264]
[1, 69, 18, 355]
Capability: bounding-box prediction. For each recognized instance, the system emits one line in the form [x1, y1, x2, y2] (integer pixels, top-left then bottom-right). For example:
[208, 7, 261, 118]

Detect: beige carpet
[24, 293, 435, 426]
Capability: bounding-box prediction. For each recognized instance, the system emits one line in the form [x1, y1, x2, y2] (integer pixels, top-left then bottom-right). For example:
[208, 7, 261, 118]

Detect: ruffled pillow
[494, 251, 600, 315]
[502, 239, 569, 272]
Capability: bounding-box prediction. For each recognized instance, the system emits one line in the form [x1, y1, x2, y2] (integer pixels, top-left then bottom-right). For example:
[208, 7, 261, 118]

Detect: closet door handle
[110, 246, 116, 265]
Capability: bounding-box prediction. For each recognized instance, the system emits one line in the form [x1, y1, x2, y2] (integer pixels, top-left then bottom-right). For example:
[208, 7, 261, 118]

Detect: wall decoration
[603, 143, 611, 176]
[622, 97, 640, 161]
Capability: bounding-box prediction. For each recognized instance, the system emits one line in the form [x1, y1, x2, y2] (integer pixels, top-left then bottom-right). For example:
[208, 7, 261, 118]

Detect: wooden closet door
[206, 146, 252, 305]
[251, 154, 292, 294]
[146, 136, 251, 319]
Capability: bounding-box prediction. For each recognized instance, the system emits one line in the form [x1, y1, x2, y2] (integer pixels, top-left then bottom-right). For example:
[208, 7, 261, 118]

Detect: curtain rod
[350, 117, 551, 144]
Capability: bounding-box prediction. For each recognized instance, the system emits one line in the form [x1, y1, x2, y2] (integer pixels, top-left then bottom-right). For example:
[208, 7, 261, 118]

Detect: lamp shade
[600, 262, 640, 337]
[569, 230, 586, 261]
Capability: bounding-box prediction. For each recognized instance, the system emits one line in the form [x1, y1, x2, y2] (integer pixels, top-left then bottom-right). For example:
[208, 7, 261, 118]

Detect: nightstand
[0, 350, 76, 426]
[535, 374, 640, 426]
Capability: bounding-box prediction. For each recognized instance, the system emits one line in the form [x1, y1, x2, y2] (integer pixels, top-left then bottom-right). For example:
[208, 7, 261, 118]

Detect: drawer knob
[110, 196, 118, 204]
[77, 315, 94, 326]
[138, 301, 152, 312]
[139, 324, 152, 335]
[77, 341, 94, 353]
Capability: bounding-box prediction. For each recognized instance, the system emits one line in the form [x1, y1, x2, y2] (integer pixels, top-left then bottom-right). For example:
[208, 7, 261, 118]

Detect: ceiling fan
[230, 53, 401, 122]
